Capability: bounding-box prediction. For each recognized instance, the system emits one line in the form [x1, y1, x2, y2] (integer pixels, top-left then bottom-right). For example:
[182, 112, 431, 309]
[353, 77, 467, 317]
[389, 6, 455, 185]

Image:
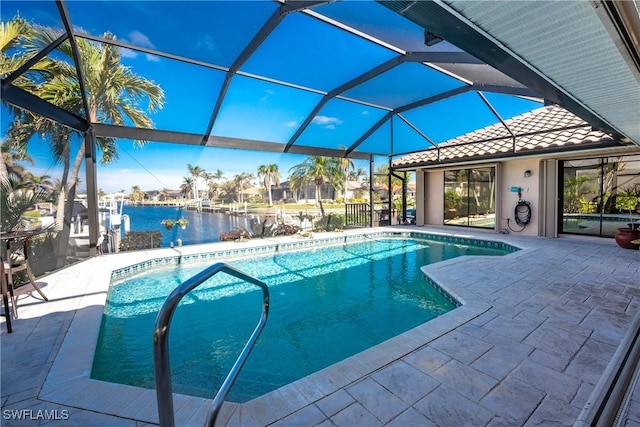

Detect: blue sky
[1, 1, 542, 193]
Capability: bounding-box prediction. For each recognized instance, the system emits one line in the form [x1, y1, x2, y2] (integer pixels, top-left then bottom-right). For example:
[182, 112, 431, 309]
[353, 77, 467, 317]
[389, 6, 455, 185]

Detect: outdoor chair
[3, 233, 49, 319]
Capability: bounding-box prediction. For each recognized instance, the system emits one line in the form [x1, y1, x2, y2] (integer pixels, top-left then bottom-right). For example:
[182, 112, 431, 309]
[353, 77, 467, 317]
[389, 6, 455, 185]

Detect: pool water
[92, 238, 508, 402]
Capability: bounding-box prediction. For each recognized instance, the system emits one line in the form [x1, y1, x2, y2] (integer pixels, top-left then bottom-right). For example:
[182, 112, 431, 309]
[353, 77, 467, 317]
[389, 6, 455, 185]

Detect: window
[444, 167, 495, 228]
[560, 155, 640, 237]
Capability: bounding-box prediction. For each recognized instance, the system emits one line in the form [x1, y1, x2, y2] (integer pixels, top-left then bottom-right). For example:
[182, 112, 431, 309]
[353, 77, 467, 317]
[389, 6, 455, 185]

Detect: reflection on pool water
[92, 236, 512, 402]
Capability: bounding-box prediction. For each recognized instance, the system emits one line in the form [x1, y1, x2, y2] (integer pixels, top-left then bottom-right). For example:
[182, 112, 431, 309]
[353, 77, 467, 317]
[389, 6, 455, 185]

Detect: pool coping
[38, 227, 527, 425]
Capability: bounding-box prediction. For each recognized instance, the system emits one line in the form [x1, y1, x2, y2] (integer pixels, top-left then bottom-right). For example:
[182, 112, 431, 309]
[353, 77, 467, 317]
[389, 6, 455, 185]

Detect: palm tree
[232, 172, 255, 203]
[129, 185, 145, 203]
[288, 156, 344, 216]
[350, 167, 367, 183]
[4, 25, 164, 266]
[374, 164, 403, 199]
[187, 164, 204, 200]
[212, 169, 226, 199]
[201, 171, 213, 199]
[219, 180, 236, 202]
[0, 16, 56, 180]
[160, 187, 170, 201]
[213, 169, 225, 183]
[0, 176, 49, 232]
[257, 163, 280, 206]
[339, 156, 355, 202]
[22, 172, 55, 196]
[180, 177, 193, 199]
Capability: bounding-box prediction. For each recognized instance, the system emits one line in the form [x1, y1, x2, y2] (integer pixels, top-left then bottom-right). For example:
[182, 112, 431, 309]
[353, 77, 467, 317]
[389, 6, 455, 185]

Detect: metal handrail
[153, 262, 270, 427]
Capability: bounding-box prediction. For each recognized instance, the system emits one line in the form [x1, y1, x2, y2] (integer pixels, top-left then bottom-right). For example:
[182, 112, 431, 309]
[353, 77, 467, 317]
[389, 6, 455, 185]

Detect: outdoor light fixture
[524, 170, 532, 178]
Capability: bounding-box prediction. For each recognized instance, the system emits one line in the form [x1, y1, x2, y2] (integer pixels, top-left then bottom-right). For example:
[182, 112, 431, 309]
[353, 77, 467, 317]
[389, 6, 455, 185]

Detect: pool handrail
[153, 262, 270, 427]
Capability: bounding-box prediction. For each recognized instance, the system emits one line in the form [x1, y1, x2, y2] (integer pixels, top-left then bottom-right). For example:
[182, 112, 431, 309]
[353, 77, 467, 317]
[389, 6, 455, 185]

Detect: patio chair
[3, 234, 49, 319]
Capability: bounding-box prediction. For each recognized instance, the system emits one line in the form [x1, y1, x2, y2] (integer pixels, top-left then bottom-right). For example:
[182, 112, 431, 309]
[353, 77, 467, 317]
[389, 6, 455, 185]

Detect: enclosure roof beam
[92, 123, 371, 160]
[1, 83, 89, 132]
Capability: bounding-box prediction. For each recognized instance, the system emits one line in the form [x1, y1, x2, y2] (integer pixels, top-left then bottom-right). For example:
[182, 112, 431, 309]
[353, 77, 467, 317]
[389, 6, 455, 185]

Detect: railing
[345, 203, 370, 227]
[153, 262, 270, 427]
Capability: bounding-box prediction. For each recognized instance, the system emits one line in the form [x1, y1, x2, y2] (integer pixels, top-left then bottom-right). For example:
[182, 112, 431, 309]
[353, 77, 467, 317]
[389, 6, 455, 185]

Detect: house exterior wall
[416, 158, 540, 236]
[425, 169, 444, 225]
[499, 158, 540, 236]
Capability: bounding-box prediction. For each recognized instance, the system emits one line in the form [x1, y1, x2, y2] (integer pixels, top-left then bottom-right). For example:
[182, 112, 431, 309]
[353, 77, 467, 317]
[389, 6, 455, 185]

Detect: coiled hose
[507, 199, 532, 232]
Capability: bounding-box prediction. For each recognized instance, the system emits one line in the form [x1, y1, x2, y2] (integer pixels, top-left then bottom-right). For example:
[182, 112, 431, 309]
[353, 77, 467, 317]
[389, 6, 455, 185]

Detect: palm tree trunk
[54, 143, 71, 230]
[0, 155, 8, 182]
[55, 144, 84, 268]
[344, 175, 348, 202]
[316, 184, 325, 217]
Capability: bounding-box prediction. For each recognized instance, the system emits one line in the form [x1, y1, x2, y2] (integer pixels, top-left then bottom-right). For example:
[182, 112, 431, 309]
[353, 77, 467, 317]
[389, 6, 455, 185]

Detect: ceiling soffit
[380, 0, 640, 147]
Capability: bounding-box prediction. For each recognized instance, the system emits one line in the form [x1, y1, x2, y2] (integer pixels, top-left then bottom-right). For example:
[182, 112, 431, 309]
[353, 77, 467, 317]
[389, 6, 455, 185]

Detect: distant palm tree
[201, 171, 213, 199]
[339, 156, 355, 202]
[350, 167, 367, 183]
[257, 163, 280, 206]
[180, 177, 194, 199]
[160, 187, 170, 201]
[24, 172, 55, 197]
[232, 172, 255, 203]
[289, 156, 344, 216]
[187, 164, 204, 200]
[374, 165, 403, 199]
[213, 169, 225, 183]
[130, 185, 145, 203]
[0, 141, 32, 183]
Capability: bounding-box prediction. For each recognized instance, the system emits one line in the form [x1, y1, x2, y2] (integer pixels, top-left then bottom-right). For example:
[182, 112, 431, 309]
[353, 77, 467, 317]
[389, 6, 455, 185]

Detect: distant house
[271, 180, 368, 202]
[144, 190, 182, 201]
[372, 182, 415, 201]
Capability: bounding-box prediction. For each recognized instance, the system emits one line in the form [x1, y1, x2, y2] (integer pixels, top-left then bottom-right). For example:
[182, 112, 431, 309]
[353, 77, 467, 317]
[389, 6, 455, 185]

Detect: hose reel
[507, 187, 532, 232]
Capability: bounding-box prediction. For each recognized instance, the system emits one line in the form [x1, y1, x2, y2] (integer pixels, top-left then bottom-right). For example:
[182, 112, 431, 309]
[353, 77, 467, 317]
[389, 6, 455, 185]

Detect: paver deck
[2, 226, 639, 426]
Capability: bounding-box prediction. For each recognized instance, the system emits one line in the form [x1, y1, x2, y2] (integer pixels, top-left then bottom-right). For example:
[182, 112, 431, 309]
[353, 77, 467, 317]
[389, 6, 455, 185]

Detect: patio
[2, 226, 639, 426]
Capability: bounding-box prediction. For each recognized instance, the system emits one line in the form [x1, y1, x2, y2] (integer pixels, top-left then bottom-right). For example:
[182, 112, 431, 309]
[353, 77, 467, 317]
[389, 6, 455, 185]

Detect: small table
[1, 230, 49, 333]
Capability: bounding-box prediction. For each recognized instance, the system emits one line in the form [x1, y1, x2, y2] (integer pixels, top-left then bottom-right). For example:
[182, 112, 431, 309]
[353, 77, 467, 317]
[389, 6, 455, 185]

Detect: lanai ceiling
[2, 0, 639, 162]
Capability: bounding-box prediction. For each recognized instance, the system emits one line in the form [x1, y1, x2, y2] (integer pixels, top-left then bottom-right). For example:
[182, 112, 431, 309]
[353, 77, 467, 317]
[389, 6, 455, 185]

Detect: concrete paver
[2, 227, 639, 426]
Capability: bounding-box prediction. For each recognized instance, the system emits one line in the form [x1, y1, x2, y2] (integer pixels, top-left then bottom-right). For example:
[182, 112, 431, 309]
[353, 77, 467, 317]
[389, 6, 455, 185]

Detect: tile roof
[394, 105, 621, 168]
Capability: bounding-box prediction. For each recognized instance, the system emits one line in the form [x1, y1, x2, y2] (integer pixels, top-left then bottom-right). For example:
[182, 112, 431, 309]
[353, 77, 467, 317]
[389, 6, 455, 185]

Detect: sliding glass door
[560, 155, 640, 237]
[444, 167, 495, 229]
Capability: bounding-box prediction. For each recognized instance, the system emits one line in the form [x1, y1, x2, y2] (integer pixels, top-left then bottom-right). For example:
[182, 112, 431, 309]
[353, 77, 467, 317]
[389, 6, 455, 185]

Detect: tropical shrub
[616, 185, 640, 212]
[314, 214, 345, 232]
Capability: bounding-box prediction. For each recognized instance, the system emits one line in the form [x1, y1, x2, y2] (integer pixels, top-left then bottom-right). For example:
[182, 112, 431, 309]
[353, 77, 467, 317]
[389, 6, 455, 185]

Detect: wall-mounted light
[524, 170, 532, 178]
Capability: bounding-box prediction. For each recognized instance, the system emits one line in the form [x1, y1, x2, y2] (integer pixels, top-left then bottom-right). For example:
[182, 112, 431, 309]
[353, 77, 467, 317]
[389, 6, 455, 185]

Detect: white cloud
[260, 90, 275, 104]
[361, 110, 370, 115]
[312, 115, 343, 129]
[128, 30, 155, 49]
[196, 35, 217, 53]
[120, 48, 138, 59]
[122, 30, 160, 62]
[284, 120, 299, 128]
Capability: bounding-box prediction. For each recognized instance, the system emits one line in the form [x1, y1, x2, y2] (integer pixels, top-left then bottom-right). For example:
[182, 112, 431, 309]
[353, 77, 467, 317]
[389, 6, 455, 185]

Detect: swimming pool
[92, 234, 516, 403]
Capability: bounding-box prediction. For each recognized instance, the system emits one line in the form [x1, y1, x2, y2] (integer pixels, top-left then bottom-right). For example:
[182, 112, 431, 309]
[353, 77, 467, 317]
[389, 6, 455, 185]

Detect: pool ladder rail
[153, 262, 270, 427]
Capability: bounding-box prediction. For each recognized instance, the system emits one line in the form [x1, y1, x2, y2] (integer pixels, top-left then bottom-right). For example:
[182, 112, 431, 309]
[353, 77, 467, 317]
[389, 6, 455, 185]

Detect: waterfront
[121, 205, 253, 247]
